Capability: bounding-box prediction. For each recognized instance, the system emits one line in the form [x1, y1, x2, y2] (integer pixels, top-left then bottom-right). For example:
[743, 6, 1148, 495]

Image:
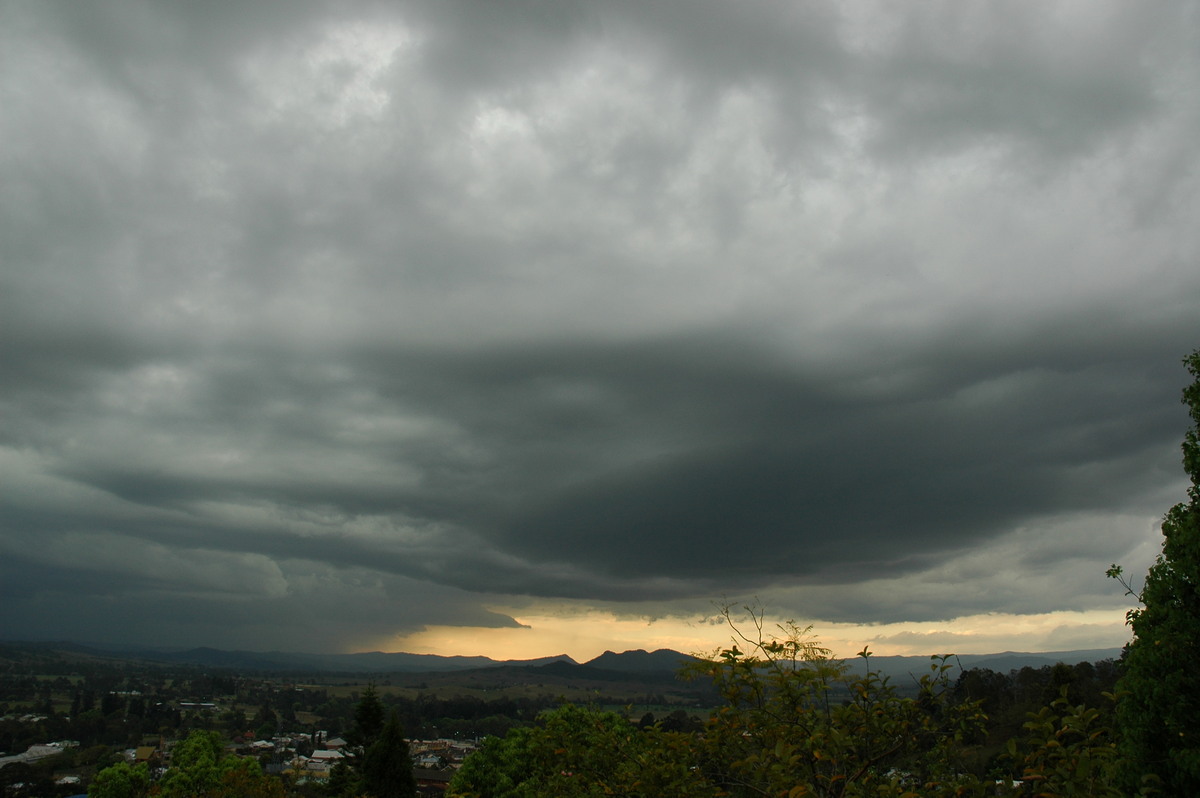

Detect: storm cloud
[2, 0, 1198, 652]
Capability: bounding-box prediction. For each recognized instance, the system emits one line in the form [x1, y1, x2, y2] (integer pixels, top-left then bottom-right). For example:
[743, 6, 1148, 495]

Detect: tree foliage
[1009, 688, 1125, 797]
[351, 685, 385, 750]
[88, 729, 284, 798]
[446, 725, 540, 798]
[683, 607, 992, 797]
[448, 703, 707, 798]
[327, 688, 416, 798]
[1112, 349, 1200, 794]
[157, 729, 226, 797]
[359, 710, 417, 798]
[86, 761, 152, 798]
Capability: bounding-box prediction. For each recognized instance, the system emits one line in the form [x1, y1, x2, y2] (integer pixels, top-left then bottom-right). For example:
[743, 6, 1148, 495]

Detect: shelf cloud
[2, 0, 1197, 654]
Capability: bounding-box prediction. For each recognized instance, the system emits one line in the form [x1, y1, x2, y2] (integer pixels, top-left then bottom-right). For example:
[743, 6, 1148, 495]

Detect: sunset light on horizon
[373, 605, 1135, 664]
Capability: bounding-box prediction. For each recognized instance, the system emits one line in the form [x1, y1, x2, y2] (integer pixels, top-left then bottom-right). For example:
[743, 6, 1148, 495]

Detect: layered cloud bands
[2, 0, 1197, 652]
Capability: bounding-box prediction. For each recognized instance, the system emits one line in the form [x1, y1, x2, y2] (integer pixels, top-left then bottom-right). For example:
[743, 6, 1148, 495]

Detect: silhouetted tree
[351, 684, 385, 749]
[359, 710, 416, 798]
[1112, 350, 1200, 794]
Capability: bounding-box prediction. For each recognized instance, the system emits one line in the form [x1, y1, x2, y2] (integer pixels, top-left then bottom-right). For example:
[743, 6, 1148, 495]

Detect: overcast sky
[2, 0, 1198, 660]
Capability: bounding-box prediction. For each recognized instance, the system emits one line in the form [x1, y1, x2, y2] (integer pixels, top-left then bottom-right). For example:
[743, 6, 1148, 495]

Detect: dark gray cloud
[2, 0, 1198, 651]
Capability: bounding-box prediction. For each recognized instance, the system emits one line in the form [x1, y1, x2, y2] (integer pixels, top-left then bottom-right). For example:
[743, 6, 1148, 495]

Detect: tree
[447, 704, 708, 798]
[359, 710, 416, 798]
[1112, 350, 1200, 794]
[683, 606, 991, 797]
[253, 701, 279, 740]
[1008, 688, 1125, 797]
[351, 685, 385, 750]
[211, 763, 289, 798]
[90, 729, 284, 798]
[328, 685, 414, 798]
[158, 729, 226, 797]
[447, 725, 540, 798]
[4, 761, 56, 798]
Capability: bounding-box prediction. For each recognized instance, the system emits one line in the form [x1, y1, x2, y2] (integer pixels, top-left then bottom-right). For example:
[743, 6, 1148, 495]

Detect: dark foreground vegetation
[0, 639, 1129, 797]
[1, 349, 1197, 796]
[449, 619, 1127, 797]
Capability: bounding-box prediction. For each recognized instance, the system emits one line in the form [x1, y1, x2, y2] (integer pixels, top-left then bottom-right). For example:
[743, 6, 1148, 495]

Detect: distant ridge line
[0, 640, 1121, 677]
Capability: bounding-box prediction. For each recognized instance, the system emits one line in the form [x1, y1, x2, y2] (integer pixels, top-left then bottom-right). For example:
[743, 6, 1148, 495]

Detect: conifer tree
[359, 710, 417, 798]
[329, 684, 414, 798]
[351, 684, 385, 750]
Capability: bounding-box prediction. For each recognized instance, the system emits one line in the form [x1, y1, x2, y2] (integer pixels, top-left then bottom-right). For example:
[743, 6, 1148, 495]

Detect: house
[414, 767, 454, 794]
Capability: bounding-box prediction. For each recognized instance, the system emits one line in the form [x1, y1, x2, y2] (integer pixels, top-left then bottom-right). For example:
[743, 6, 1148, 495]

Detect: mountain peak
[584, 648, 699, 672]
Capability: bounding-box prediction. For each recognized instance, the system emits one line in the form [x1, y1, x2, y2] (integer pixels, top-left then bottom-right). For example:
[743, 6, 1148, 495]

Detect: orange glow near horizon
[363, 606, 1134, 663]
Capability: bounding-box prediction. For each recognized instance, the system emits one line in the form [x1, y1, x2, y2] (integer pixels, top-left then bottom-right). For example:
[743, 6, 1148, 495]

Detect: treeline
[0, 676, 566, 753]
[300, 692, 557, 741]
[950, 659, 1121, 773]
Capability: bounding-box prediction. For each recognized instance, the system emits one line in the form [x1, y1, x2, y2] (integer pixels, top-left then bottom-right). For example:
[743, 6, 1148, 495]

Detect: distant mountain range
[0, 640, 1119, 679]
[0, 640, 695, 675]
[0, 641, 576, 674]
